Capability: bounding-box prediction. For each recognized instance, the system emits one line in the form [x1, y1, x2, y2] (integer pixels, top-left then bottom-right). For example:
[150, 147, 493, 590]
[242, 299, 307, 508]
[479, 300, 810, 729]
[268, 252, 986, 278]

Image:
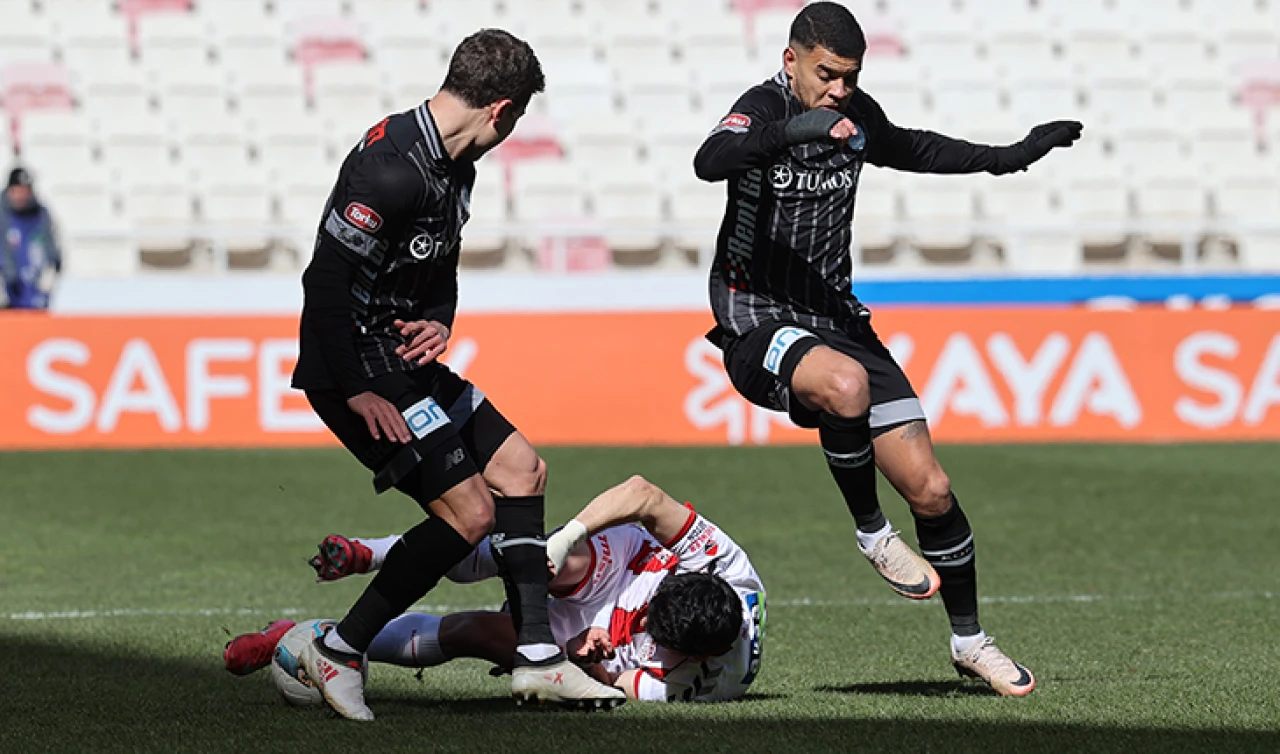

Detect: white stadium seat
[74, 59, 153, 119]
[1060, 175, 1131, 251]
[181, 117, 253, 183]
[121, 177, 198, 262]
[641, 114, 708, 180]
[541, 62, 615, 119]
[602, 14, 674, 69]
[1214, 177, 1280, 269]
[461, 169, 509, 266]
[592, 165, 666, 264]
[18, 110, 96, 171]
[900, 175, 978, 256]
[155, 64, 229, 130]
[1132, 168, 1209, 252]
[980, 173, 1080, 272]
[254, 112, 330, 180]
[212, 16, 288, 73]
[311, 62, 389, 134]
[199, 167, 276, 263]
[41, 166, 136, 276]
[0, 9, 53, 68]
[101, 113, 175, 178]
[615, 63, 693, 116]
[852, 167, 899, 256]
[137, 12, 210, 70]
[511, 160, 589, 249]
[564, 114, 640, 168]
[232, 63, 308, 122]
[57, 13, 132, 72]
[667, 175, 725, 258]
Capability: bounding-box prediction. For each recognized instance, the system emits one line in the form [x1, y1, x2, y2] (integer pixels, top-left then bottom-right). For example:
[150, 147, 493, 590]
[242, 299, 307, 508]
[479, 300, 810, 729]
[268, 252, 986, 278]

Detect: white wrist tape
[546, 519, 589, 575]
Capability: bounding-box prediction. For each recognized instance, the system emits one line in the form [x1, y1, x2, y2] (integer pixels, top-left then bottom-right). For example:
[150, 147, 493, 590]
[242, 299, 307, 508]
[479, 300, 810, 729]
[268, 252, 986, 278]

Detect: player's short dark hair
[441, 29, 545, 109]
[789, 1, 867, 60]
[646, 572, 742, 658]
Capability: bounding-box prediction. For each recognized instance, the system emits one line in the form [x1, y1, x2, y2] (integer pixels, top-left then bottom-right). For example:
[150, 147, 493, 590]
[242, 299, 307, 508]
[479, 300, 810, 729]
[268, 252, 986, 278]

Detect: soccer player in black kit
[695, 3, 1083, 697]
[291, 30, 624, 719]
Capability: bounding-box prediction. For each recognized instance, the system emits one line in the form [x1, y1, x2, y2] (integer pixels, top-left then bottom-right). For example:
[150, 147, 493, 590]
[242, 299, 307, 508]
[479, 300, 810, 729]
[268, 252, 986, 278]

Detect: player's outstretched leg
[794, 346, 938, 599]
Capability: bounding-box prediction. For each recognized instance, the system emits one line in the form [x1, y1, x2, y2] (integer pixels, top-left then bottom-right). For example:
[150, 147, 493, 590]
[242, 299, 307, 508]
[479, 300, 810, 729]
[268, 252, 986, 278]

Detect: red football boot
[223, 619, 296, 675]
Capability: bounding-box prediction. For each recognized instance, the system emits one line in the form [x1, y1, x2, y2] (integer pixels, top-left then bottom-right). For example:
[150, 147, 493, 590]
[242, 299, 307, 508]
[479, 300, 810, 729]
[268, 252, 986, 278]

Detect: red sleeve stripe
[632, 669, 643, 698]
[663, 509, 699, 549]
[565, 538, 596, 598]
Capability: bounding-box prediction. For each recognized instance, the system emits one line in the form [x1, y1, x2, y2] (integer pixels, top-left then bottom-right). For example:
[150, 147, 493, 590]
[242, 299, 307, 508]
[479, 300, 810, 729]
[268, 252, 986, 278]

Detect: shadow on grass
[818, 680, 993, 698]
[3, 637, 1277, 754]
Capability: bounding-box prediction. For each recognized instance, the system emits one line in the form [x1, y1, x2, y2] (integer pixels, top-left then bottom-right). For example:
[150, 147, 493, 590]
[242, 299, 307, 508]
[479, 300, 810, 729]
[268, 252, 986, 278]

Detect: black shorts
[306, 364, 516, 506]
[719, 319, 926, 436]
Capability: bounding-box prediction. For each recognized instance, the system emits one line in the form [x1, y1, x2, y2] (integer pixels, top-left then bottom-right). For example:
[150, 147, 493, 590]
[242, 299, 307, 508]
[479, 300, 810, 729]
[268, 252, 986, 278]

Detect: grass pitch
[1, 445, 1277, 753]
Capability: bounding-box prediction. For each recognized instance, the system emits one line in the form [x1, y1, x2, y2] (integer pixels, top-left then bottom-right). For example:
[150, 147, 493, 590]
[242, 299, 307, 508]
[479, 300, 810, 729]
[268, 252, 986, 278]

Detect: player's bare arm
[546, 476, 690, 572]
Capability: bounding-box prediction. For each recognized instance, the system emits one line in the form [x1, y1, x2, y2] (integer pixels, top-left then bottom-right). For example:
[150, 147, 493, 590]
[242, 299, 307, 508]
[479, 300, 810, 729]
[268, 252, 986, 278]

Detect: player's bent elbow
[692, 152, 727, 183]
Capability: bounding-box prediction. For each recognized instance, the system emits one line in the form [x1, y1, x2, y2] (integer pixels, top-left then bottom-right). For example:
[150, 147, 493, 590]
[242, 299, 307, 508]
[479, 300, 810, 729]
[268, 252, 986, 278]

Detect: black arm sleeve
[303, 156, 424, 398]
[857, 90, 1012, 174]
[693, 86, 790, 182]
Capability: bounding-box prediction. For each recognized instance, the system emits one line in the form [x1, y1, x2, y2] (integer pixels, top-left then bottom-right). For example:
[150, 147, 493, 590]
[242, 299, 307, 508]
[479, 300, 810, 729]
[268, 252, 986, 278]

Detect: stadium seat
[75, 60, 153, 119]
[17, 110, 96, 176]
[1208, 15, 1279, 67]
[1136, 10, 1211, 67]
[523, 16, 597, 70]
[274, 163, 332, 257]
[592, 164, 666, 266]
[180, 117, 252, 183]
[275, 0, 344, 19]
[136, 12, 208, 69]
[100, 113, 174, 177]
[57, 13, 133, 72]
[510, 159, 591, 255]
[930, 68, 1005, 131]
[695, 56, 772, 116]
[900, 175, 978, 261]
[1214, 176, 1280, 268]
[983, 9, 1057, 73]
[155, 64, 229, 131]
[460, 168, 509, 268]
[1158, 75, 1240, 129]
[616, 63, 693, 116]
[902, 12, 981, 67]
[231, 63, 308, 122]
[852, 167, 899, 259]
[980, 173, 1080, 272]
[386, 62, 450, 112]
[857, 59, 930, 126]
[121, 177, 198, 266]
[1057, 9, 1133, 73]
[1060, 175, 1131, 259]
[212, 15, 287, 74]
[0, 9, 54, 69]
[289, 15, 367, 72]
[199, 167, 276, 267]
[540, 62, 615, 119]
[641, 114, 709, 180]
[256, 112, 330, 182]
[1, 62, 74, 125]
[1113, 126, 1185, 176]
[674, 9, 753, 66]
[41, 0, 117, 26]
[1190, 120, 1264, 180]
[1086, 74, 1156, 128]
[667, 175, 724, 262]
[1132, 168, 1209, 261]
[311, 62, 388, 134]
[41, 167, 137, 276]
[602, 14, 675, 69]
[1005, 68, 1081, 124]
[563, 114, 640, 168]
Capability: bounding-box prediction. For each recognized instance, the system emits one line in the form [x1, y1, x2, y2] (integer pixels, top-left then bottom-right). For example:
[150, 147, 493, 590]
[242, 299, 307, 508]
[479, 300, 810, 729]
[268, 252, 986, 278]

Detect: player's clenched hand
[567, 627, 615, 665]
[394, 319, 450, 365]
[346, 391, 412, 443]
[784, 107, 853, 145]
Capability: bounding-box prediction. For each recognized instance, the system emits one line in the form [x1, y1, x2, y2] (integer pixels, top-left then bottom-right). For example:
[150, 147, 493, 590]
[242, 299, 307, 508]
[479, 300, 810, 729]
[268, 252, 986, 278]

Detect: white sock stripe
[824, 445, 872, 468]
[491, 537, 546, 550]
[920, 535, 974, 558]
[930, 553, 974, 567]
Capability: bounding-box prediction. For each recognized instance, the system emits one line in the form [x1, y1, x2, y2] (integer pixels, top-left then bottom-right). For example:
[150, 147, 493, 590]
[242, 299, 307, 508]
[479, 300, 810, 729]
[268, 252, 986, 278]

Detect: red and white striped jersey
[549, 510, 767, 703]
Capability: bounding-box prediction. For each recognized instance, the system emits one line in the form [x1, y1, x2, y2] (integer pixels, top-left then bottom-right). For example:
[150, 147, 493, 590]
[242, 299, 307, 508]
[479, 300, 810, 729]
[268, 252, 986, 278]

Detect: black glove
[783, 108, 846, 145]
[992, 120, 1083, 174]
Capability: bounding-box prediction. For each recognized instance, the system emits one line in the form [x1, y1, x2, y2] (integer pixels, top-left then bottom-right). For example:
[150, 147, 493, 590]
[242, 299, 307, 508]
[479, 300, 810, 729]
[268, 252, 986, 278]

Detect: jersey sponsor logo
[769, 164, 859, 193]
[763, 327, 814, 375]
[409, 232, 451, 261]
[711, 113, 752, 135]
[725, 169, 762, 291]
[344, 202, 383, 232]
[591, 534, 614, 585]
[324, 208, 385, 263]
[627, 541, 678, 575]
[401, 396, 451, 440]
[769, 164, 793, 190]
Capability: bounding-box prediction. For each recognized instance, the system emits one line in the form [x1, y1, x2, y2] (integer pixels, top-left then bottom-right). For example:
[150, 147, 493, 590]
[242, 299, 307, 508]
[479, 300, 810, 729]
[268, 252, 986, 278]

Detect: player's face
[783, 44, 861, 111]
[474, 98, 527, 156]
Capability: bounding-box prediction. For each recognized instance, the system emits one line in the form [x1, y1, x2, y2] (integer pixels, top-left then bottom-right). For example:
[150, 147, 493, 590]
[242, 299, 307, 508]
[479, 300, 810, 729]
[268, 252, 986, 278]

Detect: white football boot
[952, 635, 1037, 697]
[859, 530, 941, 600]
[300, 631, 375, 721]
[511, 659, 627, 710]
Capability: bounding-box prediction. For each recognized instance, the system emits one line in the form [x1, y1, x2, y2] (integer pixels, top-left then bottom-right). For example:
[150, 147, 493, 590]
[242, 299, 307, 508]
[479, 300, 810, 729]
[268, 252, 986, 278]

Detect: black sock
[914, 494, 981, 637]
[491, 495, 560, 663]
[819, 412, 885, 533]
[335, 515, 473, 654]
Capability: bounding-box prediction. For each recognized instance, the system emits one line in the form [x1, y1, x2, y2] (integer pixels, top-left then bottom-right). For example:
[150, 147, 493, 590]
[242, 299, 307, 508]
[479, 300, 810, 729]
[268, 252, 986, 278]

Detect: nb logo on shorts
[402, 397, 451, 440]
[763, 327, 813, 376]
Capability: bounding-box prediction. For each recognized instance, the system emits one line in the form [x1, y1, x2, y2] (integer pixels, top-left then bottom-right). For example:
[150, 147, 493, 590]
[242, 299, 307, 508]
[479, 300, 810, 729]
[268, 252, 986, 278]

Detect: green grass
[1, 446, 1277, 753]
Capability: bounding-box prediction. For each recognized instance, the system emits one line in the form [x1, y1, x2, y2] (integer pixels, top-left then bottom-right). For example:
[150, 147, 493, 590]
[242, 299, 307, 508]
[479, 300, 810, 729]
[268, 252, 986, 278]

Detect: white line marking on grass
[4, 592, 1273, 622]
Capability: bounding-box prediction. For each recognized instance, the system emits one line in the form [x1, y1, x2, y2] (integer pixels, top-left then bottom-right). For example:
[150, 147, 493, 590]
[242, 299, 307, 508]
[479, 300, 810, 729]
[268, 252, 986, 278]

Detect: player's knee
[485, 439, 545, 497]
[448, 478, 497, 542]
[819, 367, 870, 418]
[908, 469, 953, 516]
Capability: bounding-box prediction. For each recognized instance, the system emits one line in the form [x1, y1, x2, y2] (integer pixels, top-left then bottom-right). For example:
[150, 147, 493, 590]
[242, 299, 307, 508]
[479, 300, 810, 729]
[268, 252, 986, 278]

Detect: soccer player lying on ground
[225, 476, 767, 702]
[694, 2, 1082, 696]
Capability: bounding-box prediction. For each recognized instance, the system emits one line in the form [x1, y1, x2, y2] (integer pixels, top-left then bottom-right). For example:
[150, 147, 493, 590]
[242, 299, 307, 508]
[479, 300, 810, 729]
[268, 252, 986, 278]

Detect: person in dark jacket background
[1, 166, 62, 310]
